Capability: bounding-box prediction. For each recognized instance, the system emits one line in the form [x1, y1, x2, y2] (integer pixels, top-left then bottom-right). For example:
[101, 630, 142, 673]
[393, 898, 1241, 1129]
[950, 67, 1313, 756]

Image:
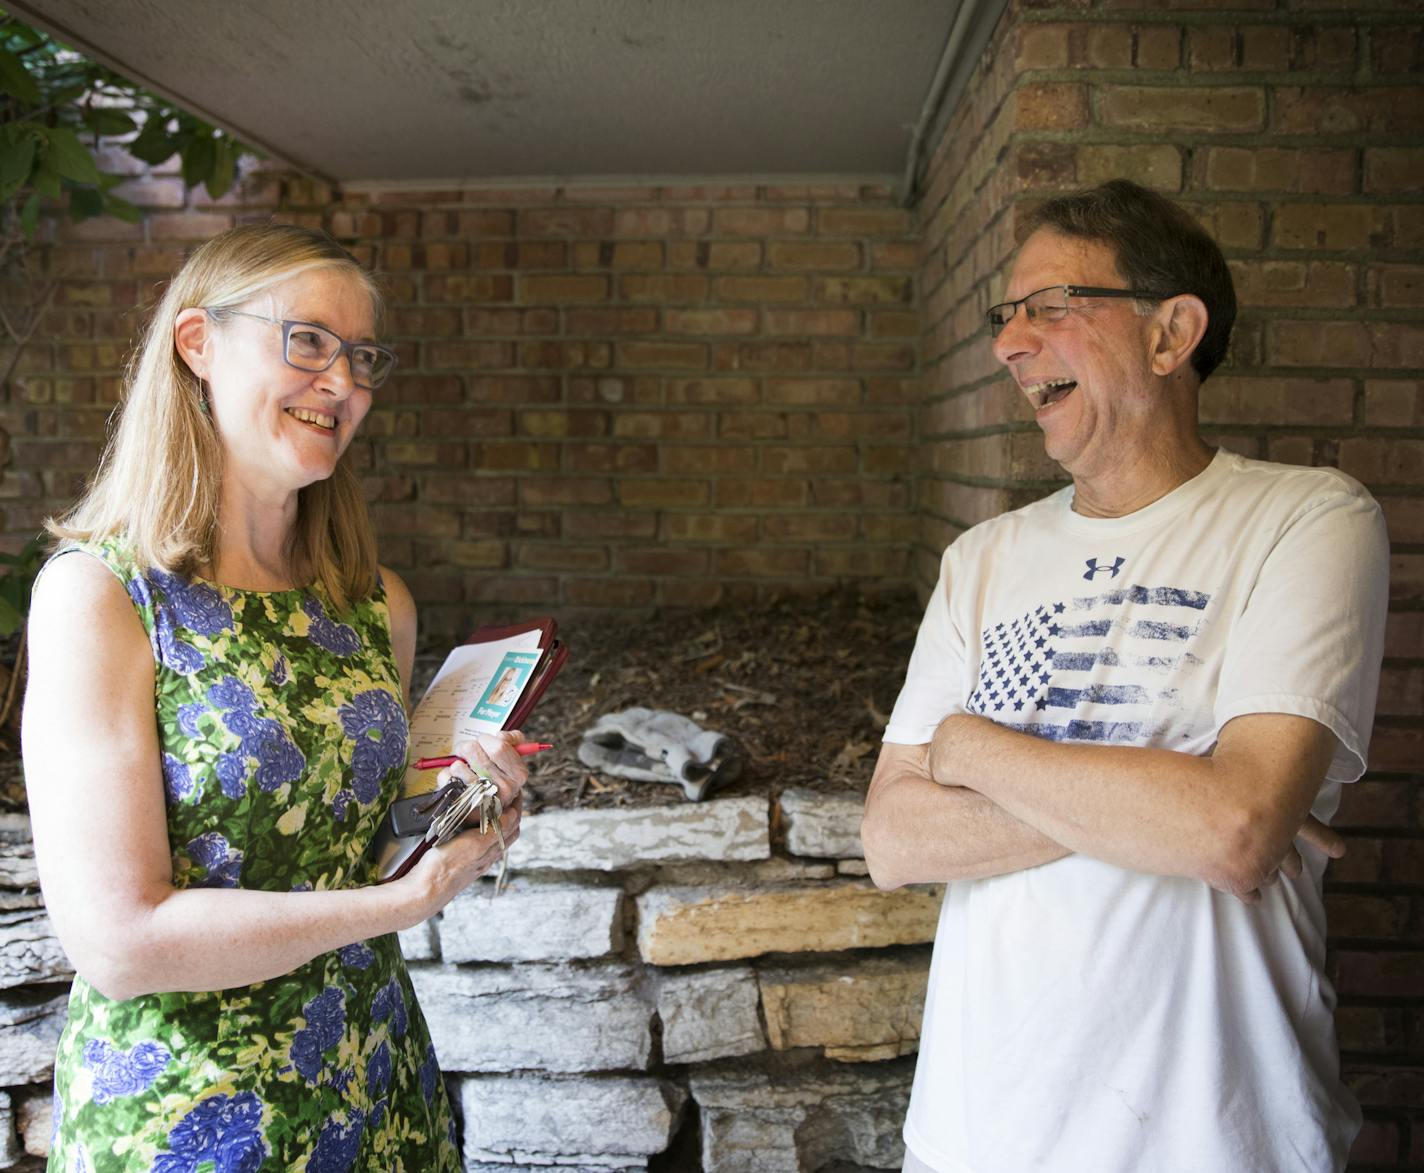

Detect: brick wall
[2, 177, 919, 639]
[915, 0, 1423, 1165]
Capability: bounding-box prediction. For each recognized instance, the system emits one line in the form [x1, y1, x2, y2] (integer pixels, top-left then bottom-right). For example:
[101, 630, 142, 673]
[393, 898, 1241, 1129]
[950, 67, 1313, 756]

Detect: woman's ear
[173, 307, 213, 379]
[1148, 294, 1209, 379]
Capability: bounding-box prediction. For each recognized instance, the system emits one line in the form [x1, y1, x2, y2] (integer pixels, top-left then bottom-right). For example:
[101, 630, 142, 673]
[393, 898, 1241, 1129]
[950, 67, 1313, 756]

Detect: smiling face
[200, 267, 376, 500]
[992, 229, 1164, 481]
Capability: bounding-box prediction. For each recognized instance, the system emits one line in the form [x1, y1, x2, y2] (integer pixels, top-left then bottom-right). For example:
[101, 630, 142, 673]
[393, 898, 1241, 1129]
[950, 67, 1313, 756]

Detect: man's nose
[991, 306, 1038, 366]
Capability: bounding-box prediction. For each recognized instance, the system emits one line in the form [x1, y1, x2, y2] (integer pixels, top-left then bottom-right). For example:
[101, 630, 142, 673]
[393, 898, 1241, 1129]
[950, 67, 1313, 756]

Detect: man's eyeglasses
[987, 285, 1175, 337]
[211, 309, 398, 390]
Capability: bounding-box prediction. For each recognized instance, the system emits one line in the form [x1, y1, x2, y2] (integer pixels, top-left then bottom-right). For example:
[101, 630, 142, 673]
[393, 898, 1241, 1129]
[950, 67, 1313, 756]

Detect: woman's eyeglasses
[211, 309, 398, 389]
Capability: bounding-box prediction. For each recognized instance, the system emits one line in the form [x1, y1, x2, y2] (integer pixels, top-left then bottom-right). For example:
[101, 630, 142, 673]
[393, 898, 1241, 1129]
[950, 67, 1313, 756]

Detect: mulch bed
[414, 589, 923, 815]
[0, 591, 924, 815]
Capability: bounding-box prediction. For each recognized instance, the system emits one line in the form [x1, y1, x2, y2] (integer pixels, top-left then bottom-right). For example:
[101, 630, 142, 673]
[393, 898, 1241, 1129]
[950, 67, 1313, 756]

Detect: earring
[198, 381, 211, 416]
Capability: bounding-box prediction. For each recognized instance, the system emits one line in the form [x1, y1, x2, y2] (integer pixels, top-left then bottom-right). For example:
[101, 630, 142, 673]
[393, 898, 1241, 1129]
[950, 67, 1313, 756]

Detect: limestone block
[0, 992, 67, 1084]
[441, 880, 622, 964]
[691, 1060, 913, 1173]
[510, 796, 768, 871]
[0, 840, 38, 890]
[410, 963, 652, 1073]
[636, 880, 943, 966]
[397, 919, 439, 962]
[0, 912, 72, 990]
[17, 1091, 50, 1157]
[779, 787, 865, 859]
[459, 1073, 682, 1168]
[656, 968, 764, 1064]
[0, 1090, 19, 1168]
[758, 952, 930, 1060]
[837, 859, 870, 877]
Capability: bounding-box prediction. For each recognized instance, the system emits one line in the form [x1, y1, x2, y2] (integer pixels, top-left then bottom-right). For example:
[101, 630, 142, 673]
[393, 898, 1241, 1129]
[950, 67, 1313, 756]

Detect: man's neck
[1069, 437, 1216, 519]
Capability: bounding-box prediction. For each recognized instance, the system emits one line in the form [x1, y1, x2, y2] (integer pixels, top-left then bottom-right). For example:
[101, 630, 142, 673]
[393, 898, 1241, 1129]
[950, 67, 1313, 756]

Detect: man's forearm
[927, 713, 1329, 894]
[861, 744, 1069, 889]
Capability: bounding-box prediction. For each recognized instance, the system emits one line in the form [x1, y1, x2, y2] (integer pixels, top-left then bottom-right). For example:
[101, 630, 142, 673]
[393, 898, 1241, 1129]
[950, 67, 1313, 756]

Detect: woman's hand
[400, 794, 523, 921]
[435, 729, 531, 814]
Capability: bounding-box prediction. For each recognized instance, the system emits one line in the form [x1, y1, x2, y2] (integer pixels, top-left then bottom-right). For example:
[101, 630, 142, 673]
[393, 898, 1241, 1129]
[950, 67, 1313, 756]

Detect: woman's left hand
[436, 729, 531, 815]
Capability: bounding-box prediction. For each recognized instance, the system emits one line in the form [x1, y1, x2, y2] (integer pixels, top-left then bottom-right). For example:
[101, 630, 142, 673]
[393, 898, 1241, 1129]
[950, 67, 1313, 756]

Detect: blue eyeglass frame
[209, 308, 399, 389]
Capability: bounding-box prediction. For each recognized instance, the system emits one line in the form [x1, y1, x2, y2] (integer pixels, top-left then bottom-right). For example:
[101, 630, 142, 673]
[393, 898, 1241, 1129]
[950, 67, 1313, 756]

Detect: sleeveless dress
[45, 539, 459, 1172]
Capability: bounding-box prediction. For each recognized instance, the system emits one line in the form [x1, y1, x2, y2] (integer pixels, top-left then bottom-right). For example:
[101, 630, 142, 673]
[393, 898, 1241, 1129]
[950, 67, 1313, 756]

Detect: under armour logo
[1084, 556, 1125, 581]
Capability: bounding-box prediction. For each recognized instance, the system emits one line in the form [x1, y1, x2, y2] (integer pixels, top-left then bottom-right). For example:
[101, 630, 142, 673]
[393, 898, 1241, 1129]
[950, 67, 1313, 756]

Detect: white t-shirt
[885, 450, 1389, 1173]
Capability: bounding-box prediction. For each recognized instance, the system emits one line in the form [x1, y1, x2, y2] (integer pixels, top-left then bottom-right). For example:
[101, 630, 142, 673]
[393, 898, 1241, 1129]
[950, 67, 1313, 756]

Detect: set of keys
[414, 771, 510, 893]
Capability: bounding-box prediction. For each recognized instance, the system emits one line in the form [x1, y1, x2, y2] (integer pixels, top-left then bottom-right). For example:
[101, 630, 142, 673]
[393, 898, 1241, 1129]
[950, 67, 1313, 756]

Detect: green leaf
[68, 185, 103, 219]
[0, 136, 35, 200]
[181, 134, 215, 188]
[206, 137, 235, 200]
[0, 44, 41, 106]
[127, 114, 177, 165]
[31, 163, 60, 198]
[42, 126, 101, 185]
[82, 107, 136, 137]
[19, 191, 40, 238]
[103, 192, 141, 222]
[0, 596, 21, 639]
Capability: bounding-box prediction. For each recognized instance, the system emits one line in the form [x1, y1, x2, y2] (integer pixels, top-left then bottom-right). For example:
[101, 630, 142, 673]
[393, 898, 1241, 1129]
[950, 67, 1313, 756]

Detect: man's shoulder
[1215, 450, 1380, 518]
[943, 485, 1073, 559]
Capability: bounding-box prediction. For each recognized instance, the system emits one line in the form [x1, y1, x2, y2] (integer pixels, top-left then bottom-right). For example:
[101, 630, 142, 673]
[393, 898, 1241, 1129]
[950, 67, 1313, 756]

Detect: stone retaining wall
[0, 795, 938, 1171]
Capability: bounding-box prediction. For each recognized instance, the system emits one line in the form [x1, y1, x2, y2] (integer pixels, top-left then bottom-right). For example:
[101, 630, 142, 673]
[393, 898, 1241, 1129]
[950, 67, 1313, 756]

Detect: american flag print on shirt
[965, 582, 1212, 744]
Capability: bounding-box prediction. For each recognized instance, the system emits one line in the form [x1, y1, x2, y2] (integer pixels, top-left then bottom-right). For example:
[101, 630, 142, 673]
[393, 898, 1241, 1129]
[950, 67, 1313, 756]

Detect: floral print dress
[45, 540, 459, 1172]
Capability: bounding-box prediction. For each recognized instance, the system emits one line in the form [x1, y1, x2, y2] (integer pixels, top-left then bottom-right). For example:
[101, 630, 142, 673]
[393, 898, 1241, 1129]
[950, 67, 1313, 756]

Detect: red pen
[414, 743, 554, 770]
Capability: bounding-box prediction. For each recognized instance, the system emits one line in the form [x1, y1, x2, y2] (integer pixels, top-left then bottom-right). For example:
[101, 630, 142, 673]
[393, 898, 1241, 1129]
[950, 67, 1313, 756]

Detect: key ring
[421, 759, 511, 893]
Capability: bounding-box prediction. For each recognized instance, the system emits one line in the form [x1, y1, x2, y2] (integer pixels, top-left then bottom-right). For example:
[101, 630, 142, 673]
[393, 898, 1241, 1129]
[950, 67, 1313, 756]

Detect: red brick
[421, 476, 516, 506]
[518, 341, 612, 369]
[665, 377, 760, 405]
[714, 478, 810, 508]
[467, 375, 560, 404]
[761, 514, 858, 542]
[518, 545, 609, 572]
[814, 547, 909, 577]
[1077, 145, 1182, 192]
[1271, 86, 1423, 135]
[518, 207, 615, 237]
[660, 446, 758, 476]
[711, 208, 810, 236]
[562, 443, 658, 475]
[1011, 83, 1090, 131]
[659, 513, 760, 543]
[1272, 203, 1387, 251]
[616, 547, 711, 576]
[763, 309, 860, 337]
[1347, 1119, 1402, 1165]
[1189, 26, 1236, 71]
[1229, 260, 1356, 308]
[519, 275, 609, 304]
[1240, 25, 1291, 71]
[1014, 23, 1070, 71]
[816, 208, 915, 237]
[1334, 951, 1424, 999]
[425, 340, 514, 369]
[562, 579, 656, 608]
[1267, 320, 1370, 368]
[563, 308, 660, 336]
[618, 274, 710, 303]
[517, 410, 609, 438]
[516, 478, 612, 506]
[664, 309, 759, 336]
[760, 446, 859, 476]
[712, 341, 815, 372]
[423, 274, 514, 303]
[717, 547, 810, 577]
[614, 207, 709, 237]
[614, 341, 708, 370]
[618, 478, 709, 507]
[1365, 148, 1424, 195]
[714, 275, 809, 303]
[1099, 85, 1264, 132]
[1364, 380, 1423, 427]
[612, 411, 711, 440]
[766, 241, 863, 271]
[815, 276, 912, 305]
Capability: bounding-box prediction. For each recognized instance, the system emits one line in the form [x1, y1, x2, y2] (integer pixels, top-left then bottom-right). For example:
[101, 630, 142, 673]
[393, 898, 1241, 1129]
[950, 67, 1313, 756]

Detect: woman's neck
[206, 479, 304, 590]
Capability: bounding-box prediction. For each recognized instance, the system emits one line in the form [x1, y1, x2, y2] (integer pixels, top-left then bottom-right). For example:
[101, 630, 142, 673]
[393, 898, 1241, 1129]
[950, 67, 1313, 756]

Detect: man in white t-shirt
[862, 180, 1389, 1173]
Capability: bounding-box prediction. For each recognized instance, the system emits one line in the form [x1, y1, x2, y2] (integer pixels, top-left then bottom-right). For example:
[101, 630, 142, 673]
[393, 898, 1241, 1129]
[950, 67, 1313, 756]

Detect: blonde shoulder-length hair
[49, 223, 384, 612]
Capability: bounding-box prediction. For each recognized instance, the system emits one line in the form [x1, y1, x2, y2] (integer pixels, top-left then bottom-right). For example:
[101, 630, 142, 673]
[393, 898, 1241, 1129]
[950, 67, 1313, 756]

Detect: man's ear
[173, 307, 213, 379]
[1148, 294, 1208, 379]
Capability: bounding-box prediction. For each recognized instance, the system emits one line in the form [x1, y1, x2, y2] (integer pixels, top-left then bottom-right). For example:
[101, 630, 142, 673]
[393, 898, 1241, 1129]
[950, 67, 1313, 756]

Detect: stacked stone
[0, 797, 939, 1171]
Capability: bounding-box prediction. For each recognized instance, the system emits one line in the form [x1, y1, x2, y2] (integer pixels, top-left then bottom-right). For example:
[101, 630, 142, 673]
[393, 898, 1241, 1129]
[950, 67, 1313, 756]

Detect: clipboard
[371, 616, 567, 883]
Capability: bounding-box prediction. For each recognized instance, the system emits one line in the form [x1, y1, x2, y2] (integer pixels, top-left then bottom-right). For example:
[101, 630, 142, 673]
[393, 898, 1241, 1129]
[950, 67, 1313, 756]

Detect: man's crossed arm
[861, 712, 1344, 900]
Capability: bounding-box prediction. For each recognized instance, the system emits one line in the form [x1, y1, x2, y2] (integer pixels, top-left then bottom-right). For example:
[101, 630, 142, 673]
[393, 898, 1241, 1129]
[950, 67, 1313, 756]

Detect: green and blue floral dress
[45, 540, 460, 1172]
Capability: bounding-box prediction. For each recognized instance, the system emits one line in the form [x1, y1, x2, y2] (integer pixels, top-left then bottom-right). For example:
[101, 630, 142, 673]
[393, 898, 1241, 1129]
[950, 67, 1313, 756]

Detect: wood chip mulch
[460, 589, 924, 815]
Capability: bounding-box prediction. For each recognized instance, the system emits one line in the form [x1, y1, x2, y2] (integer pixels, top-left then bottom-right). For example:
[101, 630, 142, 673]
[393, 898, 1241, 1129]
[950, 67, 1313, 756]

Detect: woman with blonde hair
[23, 223, 525, 1170]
